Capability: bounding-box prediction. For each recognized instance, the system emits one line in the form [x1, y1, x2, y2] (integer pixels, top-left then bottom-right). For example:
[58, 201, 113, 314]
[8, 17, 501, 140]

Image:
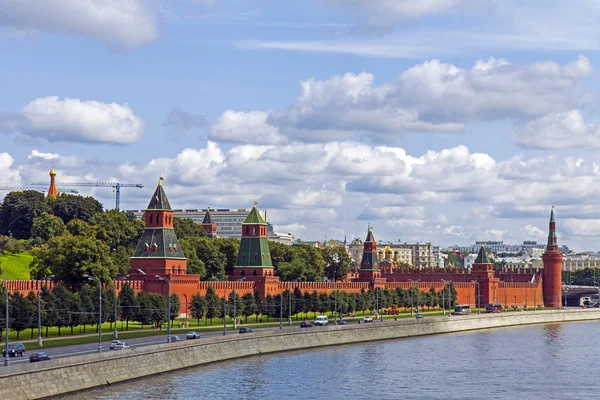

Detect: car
[109, 340, 122, 350]
[416, 313, 424, 319]
[314, 315, 329, 326]
[29, 352, 51, 363]
[170, 336, 182, 342]
[362, 316, 373, 323]
[113, 342, 130, 350]
[186, 331, 199, 340]
[2, 343, 25, 357]
[239, 327, 253, 334]
[300, 321, 312, 328]
[339, 320, 349, 325]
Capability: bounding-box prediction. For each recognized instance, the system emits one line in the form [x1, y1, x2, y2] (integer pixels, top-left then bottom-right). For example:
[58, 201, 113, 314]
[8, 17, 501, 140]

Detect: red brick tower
[202, 207, 217, 238]
[129, 177, 187, 277]
[354, 227, 383, 283]
[471, 243, 500, 306]
[542, 207, 563, 308]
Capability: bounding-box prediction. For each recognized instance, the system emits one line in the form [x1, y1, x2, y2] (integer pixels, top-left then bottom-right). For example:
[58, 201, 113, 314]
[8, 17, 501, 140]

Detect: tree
[65, 219, 94, 237]
[78, 284, 96, 334]
[135, 292, 152, 329]
[26, 291, 38, 339]
[0, 190, 50, 239]
[189, 293, 207, 325]
[31, 212, 66, 242]
[69, 293, 84, 335]
[322, 247, 353, 282]
[173, 217, 206, 239]
[51, 284, 73, 336]
[204, 286, 220, 325]
[9, 291, 34, 339]
[118, 283, 137, 330]
[293, 245, 326, 280]
[254, 290, 264, 323]
[215, 238, 240, 276]
[52, 194, 103, 224]
[227, 291, 244, 321]
[149, 293, 167, 329]
[40, 285, 56, 338]
[179, 238, 205, 277]
[241, 293, 256, 323]
[29, 234, 116, 288]
[193, 237, 227, 280]
[0, 235, 24, 254]
[170, 294, 181, 327]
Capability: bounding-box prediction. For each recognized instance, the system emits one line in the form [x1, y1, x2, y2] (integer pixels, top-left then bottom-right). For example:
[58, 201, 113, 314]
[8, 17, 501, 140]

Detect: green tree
[26, 291, 38, 339]
[227, 291, 244, 321]
[215, 238, 240, 276]
[254, 290, 264, 323]
[65, 219, 93, 236]
[322, 247, 353, 282]
[69, 292, 84, 335]
[179, 238, 205, 277]
[29, 234, 116, 288]
[189, 293, 207, 326]
[241, 293, 256, 323]
[0, 235, 24, 254]
[40, 285, 56, 337]
[135, 292, 152, 329]
[204, 286, 220, 325]
[78, 284, 96, 334]
[294, 245, 326, 280]
[170, 294, 181, 327]
[9, 291, 34, 339]
[193, 237, 227, 280]
[117, 283, 137, 330]
[51, 284, 73, 336]
[52, 194, 103, 224]
[173, 217, 206, 239]
[149, 293, 167, 329]
[0, 190, 50, 239]
[31, 212, 66, 242]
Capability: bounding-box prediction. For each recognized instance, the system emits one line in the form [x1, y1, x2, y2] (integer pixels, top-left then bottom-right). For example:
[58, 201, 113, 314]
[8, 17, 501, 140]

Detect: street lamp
[441, 279, 451, 315]
[471, 280, 480, 314]
[279, 292, 283, 330]
[409, 280, 419, 316]
[155, 275, 173, 343]
[288, 290, 292, 326]
[38, 275, 54, 346]
[563, 287, 569, 309]
[83, 274, 103, 353]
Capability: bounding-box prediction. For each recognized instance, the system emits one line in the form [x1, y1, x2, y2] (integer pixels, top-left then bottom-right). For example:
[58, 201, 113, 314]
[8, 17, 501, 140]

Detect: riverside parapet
[2, 309, 600, 399]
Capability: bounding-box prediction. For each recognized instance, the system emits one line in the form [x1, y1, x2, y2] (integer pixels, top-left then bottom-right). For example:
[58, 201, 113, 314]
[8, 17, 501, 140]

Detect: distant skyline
[1, 1, 600, 250]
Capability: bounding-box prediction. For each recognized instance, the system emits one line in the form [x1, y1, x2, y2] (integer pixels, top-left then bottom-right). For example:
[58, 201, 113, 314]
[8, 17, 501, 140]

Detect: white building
[463, 253, 478, 269]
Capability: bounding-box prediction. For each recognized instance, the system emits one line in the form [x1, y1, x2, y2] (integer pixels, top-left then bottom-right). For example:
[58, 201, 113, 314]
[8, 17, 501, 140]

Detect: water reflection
[65, 322, 600, 400]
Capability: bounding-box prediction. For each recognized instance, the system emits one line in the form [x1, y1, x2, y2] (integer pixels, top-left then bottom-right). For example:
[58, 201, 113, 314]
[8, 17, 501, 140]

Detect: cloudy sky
[2, 0, 600, 250]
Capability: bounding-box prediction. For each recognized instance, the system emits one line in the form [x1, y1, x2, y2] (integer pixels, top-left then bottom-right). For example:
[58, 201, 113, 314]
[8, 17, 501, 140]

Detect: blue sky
[2, 0, 600, 250]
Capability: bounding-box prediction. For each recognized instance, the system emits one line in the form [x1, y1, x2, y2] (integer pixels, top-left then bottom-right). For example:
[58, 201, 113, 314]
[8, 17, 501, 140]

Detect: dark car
[339, 320, 349, 325]
[3, 343, 25, 357]
[186, 332, 199, 340]
[239, 327, 253, 334]
[29, 352, 50, 363]
[300, 321, 312, 328]
[170, 335, 182, 342]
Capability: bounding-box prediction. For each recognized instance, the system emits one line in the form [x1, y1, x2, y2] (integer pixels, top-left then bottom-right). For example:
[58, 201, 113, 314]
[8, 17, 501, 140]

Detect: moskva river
[67, 321, 600, 400]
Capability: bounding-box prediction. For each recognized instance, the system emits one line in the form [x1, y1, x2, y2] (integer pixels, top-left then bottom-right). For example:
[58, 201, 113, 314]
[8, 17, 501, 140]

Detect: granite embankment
[2, 309, 600, 399]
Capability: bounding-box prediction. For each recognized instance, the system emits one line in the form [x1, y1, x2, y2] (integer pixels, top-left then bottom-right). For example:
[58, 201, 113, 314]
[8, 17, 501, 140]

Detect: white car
[314, 315, 329, 326]
[362, 316, 373, 323]
[109, 340, 121, 350]
[113, 342, 130, 350]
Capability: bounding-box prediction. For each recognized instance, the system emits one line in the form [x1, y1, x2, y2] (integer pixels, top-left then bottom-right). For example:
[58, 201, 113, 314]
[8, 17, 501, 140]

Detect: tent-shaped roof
[474, 244, 491, 264]
[202, 207, 214, 224]
[146, 178, 171, 210]
[243, 202, 266, 224]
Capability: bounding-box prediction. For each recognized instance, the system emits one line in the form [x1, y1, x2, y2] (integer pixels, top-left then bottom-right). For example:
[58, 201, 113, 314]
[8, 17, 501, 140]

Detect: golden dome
[385, 244, 393, 254]
[49, 162, 56, 177]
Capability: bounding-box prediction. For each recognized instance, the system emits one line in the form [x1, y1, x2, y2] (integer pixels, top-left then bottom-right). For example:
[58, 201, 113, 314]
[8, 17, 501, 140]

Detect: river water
[66, 322, 600, 400]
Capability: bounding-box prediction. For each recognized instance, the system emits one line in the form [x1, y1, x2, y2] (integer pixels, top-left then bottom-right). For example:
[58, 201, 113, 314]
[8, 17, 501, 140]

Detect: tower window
[149, 214, 153, 224]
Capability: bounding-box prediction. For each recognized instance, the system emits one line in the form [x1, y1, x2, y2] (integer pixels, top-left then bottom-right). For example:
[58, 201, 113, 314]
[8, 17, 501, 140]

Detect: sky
[2, 0, 600, 250]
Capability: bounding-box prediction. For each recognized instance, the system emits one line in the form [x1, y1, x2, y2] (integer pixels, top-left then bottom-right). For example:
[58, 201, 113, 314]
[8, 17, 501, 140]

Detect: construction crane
[31, 182, 143, 210]
[0, 186, 80, 194]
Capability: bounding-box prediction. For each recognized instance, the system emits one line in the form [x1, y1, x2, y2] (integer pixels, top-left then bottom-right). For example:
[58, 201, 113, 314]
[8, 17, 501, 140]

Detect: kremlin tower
[47, 163, 58, 198]
[233, 202, 274, 278]
[542, 207, 563, 308]
[355, 226, 382, 281]
[202, 207, 217, 238]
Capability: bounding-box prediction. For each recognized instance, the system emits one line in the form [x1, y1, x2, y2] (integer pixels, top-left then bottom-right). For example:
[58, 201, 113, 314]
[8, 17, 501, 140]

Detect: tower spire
[546, 206, 558, 251]
[47, 162, 58, 198]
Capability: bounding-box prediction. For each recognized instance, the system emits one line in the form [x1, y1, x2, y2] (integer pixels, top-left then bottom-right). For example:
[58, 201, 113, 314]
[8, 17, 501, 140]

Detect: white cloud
[523, 224, 545, 238]
[562, 219, 600, 237]
[513, 110, 600, 150]
[0, 96, 144, 144]
[0, 0, 158, 47]
[215, 57, 591, 143]
[0, 152, 21, 186]
[28, 149, 60, 160]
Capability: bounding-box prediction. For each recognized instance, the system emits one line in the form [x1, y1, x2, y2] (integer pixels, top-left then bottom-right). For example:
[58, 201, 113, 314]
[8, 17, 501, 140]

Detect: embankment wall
[2, 309, 600, 399]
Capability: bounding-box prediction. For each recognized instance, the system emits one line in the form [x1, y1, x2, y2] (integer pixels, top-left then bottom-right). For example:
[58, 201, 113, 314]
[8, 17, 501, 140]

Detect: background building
[127, 208, 267, 239]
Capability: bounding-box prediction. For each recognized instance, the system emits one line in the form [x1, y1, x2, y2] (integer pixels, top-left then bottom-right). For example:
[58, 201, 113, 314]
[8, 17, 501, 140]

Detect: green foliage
[227, 290, 244, 320]
[52, 194, 103, 224]
[215, 238, 240, 276]
[170, 294, 181, 323]
[31, 212, 66, 241]
[0, 190, 50, 239]
[65, 219, 94, 236]
[563, 268, 600, 286]
[91, 210, 143, 250]
[173, 217, 206, 240]
[322, 246, 353, 282]
[9, 291, 35, 339]
[190, 293, 207, 325]
[52, 284, 73, 336]
[241, 293, 256, 323]
[118, 283, 137, 330]
[204, 286, 220, 324]
[29, 234, 116, 288]
[184, 237, 226, 280]
[0, 235, 25, 255]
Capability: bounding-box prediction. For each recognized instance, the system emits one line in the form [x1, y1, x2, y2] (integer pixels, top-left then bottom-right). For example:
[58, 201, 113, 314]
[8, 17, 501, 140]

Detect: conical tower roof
[365, 226, 375, 242]
[474, 243, 491, 264]
[243, 202, 265, 224]
[146, 177, 171, 210]
[202, 207, 214, 224]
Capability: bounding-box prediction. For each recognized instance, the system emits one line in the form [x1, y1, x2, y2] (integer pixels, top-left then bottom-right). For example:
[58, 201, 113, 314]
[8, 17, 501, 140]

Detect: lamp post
[409, 280, 419, 316]
[563, 287, 569, 309]
[288, 291, 292, 326]
[155, 276, 172, 343]
[4, 280, 8, 367]
[38, 275, 54, 346]
[223, 285, 227, 336]
[233, 290, 237, 329]
[471, 280, 480, 314]
[279, 292, 283, 330]
[83, 274, 103, 353]
[441, 279, 450, 315]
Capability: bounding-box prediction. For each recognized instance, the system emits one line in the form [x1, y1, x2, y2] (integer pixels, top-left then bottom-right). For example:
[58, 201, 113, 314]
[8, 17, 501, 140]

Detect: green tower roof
[243, 203, 265, 224]
[146, 178, 171, 210]
[550, 206, 555, 222]
[474, 244, 491, 264]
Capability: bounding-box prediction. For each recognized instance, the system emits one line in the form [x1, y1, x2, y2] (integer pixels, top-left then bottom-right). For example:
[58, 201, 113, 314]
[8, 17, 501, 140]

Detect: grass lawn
[0, 251, 32, 280]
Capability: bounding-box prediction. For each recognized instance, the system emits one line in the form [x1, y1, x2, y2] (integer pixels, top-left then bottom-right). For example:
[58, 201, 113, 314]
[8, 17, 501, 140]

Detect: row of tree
[0, 284, 458, 338]
[562, 268, 600, 286]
